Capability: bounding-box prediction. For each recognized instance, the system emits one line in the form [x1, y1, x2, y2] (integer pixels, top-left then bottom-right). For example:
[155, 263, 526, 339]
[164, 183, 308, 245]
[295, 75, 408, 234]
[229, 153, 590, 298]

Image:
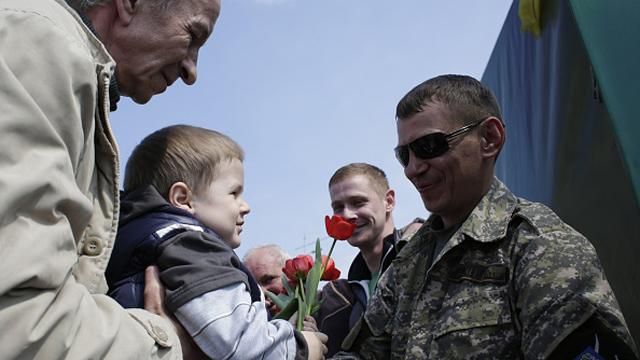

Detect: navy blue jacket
[106, 186, 260, 311]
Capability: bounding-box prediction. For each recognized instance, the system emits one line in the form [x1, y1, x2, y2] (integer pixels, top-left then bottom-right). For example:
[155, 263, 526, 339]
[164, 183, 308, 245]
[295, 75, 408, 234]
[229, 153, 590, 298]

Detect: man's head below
[328, 163, 395, 252]
[71, 0, 222, 104]
[243, 244, 289, 314]
[124, 124, 250, 249]
[394, 74, 506, 228]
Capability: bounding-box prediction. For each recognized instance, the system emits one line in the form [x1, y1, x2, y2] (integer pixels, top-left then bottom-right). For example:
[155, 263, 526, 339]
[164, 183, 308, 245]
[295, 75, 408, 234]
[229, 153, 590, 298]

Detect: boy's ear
[113, 0, 138, 26]
[168, 182, 195, 214]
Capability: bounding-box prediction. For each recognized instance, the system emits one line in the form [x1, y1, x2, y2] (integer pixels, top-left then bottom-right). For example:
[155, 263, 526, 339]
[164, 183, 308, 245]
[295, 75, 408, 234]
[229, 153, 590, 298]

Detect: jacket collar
[347, 230, 401, 281]
[64, 0, 120, 111]
[119, 185, 195, 227]
[458, 177, 519, 243]
[425, 177, 518, 268]
[424, 177, 518, 243]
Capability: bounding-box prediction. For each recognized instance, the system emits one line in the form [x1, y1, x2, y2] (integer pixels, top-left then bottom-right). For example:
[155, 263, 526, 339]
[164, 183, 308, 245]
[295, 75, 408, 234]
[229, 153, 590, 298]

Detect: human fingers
[301, 331, 328, 359]
[143, 266, 166, 317]
[302, 315, 319, 332]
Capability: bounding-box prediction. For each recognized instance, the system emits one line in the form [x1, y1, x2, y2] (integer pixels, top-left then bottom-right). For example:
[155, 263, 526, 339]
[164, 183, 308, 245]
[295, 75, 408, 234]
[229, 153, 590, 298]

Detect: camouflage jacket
[334, 178, 636, 359]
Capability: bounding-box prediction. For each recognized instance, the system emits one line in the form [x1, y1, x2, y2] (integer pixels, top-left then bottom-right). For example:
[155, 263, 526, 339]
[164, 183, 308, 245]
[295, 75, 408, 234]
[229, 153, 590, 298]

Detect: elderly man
[335, 75, 638, 359]
[244, 244, 290, 316]
[0, 0, 221, 358]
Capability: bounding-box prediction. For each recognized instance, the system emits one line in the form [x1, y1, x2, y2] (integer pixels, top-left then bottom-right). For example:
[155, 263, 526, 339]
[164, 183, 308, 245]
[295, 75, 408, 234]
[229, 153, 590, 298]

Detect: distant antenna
[294, 235, 332, 251]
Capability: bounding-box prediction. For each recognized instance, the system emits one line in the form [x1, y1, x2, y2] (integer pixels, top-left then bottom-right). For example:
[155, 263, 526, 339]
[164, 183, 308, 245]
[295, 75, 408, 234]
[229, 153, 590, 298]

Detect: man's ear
[480, 117, 505, 160]
[384, 189, 396, 213]
[113, 0, 138, 25]
[168, 182, 195, 214]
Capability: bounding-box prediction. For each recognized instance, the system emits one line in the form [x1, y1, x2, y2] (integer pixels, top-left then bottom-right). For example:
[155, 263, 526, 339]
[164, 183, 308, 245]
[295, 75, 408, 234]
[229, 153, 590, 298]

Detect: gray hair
[67, 0, 173, 12]
[66, 0, 110, 11]
[243, 244, 290, 266]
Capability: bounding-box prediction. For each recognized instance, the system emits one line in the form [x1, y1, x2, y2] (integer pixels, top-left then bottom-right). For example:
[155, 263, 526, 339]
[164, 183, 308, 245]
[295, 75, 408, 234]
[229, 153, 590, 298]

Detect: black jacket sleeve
[549, 315, 639, 360]
[156, 230, 248, 313]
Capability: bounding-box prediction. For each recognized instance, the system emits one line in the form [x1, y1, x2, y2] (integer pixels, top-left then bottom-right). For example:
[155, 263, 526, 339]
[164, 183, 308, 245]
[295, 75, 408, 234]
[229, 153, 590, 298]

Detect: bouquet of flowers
[266, 215, 356, 330]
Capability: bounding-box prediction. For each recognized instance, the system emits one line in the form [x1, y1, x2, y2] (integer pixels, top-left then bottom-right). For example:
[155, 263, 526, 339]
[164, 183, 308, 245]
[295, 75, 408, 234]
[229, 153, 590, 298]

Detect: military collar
[454, 177, 519, 243]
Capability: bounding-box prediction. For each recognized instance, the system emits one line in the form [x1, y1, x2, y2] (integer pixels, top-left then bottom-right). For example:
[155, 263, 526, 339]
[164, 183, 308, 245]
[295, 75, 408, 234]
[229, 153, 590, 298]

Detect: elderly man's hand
[144, 266, 207, 360]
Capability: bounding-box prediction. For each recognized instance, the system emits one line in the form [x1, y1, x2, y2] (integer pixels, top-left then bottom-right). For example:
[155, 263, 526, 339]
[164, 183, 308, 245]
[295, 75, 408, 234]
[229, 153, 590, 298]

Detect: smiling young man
[328, 164, 404, 293]
[316, 163, 422, 356]
[333, 75, 638, 359]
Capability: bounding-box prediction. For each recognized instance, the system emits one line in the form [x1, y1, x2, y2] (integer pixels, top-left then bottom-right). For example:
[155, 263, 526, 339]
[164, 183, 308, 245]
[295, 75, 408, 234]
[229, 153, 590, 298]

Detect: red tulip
[325, 215, 356, 240]
[283, 255, 314, 282]
[321, 255, 341, 281]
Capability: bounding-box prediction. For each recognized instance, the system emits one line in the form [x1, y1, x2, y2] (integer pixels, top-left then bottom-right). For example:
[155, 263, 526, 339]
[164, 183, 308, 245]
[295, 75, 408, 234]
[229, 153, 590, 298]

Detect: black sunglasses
[394, 118, 486, 167]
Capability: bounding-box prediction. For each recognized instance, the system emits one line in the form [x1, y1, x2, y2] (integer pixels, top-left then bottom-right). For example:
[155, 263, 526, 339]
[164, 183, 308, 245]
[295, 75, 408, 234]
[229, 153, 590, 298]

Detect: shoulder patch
[574, 346, 605, 360]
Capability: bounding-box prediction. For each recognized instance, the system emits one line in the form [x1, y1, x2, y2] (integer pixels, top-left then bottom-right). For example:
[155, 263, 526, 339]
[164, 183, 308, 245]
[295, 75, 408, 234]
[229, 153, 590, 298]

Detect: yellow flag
[519, 0, 542, 37]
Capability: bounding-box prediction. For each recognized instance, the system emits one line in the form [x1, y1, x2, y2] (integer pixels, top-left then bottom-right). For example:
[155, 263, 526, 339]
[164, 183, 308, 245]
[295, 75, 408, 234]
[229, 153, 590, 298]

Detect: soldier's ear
[479, 117, 505, 160]
[168, 182, 196, 214]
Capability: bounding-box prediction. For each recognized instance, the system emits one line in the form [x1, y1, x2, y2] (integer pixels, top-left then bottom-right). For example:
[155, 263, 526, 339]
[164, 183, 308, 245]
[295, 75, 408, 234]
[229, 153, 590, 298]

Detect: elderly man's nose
[180, 51, 198, 85]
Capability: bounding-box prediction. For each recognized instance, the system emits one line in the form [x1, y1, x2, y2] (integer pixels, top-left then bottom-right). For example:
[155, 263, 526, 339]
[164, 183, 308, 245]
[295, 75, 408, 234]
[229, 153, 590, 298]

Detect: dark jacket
[105, 186, 261, 312]
[316, 226, 418, 356]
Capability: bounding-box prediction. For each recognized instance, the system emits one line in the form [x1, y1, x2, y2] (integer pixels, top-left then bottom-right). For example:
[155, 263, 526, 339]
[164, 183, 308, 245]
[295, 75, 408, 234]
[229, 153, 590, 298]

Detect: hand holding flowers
[266, 215, 355, 330]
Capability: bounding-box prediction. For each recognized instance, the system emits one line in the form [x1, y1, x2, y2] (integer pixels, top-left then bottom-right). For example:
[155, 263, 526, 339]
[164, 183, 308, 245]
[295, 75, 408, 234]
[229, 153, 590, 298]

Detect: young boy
[106, 125, 325, 359]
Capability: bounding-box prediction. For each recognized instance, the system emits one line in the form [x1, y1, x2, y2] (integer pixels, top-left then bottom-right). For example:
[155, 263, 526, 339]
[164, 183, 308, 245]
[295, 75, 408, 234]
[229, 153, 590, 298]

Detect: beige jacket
[0, 1, 181, 358]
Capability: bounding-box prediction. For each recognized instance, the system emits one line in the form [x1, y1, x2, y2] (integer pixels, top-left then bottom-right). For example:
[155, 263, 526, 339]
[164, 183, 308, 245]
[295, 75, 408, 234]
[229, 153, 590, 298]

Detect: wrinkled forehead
[176, 0, 221, 29]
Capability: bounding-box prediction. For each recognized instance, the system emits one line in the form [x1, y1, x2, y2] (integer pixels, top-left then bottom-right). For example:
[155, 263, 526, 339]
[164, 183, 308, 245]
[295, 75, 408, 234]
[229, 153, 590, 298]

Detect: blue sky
[111, 0, 512, 274]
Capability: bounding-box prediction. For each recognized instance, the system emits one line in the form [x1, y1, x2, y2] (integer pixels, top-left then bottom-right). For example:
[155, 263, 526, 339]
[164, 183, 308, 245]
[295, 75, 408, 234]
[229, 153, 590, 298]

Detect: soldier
[334, 75, 638, 359]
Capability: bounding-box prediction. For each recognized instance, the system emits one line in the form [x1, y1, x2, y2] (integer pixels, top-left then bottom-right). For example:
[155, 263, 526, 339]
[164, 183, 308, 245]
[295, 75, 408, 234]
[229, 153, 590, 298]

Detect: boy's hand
[301, 331, 328, 360]
[144, 266, 207, 360]
[301, 315, 319, 332]
[288, 312, 319, 332]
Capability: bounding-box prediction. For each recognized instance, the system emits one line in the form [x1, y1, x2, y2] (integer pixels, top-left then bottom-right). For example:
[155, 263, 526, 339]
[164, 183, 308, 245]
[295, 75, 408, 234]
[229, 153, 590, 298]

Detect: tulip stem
[297, 277, 308, 330]
[321, 239, 338, 274]
[298, 278, 306, 304]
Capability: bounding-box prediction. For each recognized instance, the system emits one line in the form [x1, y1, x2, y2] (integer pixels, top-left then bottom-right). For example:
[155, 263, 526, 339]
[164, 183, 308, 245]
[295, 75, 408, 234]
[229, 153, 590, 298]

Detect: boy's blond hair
[328, 162, 390, 197]
[124, 124, 244, 198]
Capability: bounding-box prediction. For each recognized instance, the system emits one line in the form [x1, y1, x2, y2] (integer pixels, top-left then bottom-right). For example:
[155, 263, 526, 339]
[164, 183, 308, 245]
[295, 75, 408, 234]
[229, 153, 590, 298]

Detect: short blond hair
[328, 162, 390, 196]
[124, 125, 244, 198]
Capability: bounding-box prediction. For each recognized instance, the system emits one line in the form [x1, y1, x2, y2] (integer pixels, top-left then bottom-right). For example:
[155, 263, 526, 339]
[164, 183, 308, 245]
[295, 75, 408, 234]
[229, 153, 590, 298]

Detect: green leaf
[265, 290, 290, 311]
[277, 293, 293, 303]
[272, 296, 298, 320]
[303, 239, 323, 314]
[281, 273, 294, 295]
[315, 237, 322, 263]
[309, 301, 321, 316]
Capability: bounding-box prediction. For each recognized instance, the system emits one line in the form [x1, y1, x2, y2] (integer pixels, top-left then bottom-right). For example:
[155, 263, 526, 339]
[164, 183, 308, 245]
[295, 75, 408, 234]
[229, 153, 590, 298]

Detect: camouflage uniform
[334, 178, 637, 359]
